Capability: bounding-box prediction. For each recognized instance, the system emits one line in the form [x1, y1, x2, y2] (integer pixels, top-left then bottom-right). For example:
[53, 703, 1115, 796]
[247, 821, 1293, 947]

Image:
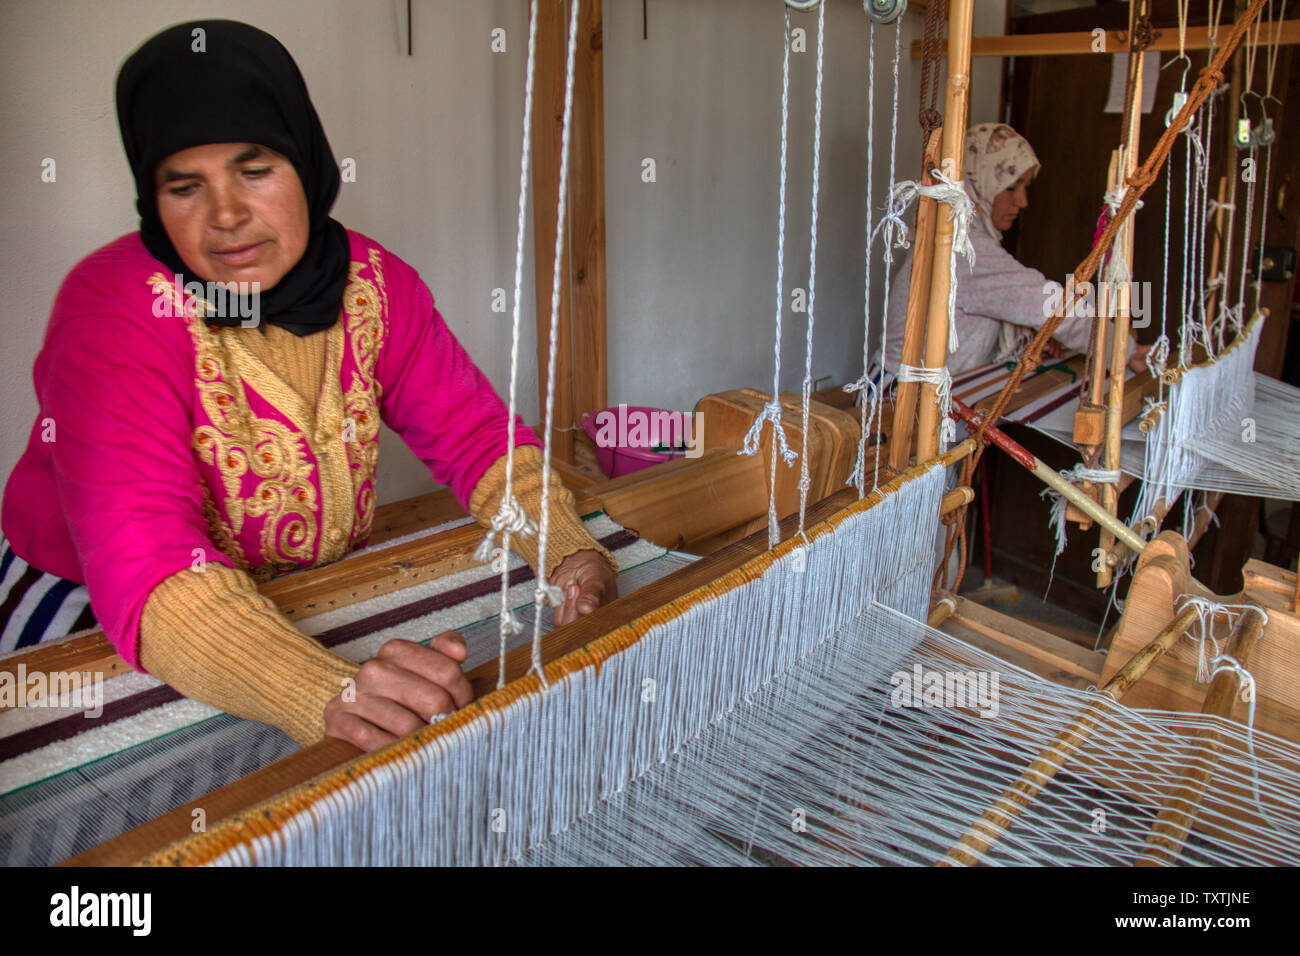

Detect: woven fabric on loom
[0, 513, 673, 866]
[1024, 319, 1300, 503]
[162, 462, 1300, 868]
[177, 463, 948, 865]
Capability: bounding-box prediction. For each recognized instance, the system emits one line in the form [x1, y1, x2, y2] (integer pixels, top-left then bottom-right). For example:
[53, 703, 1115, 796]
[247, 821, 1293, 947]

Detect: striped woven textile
[945, 357, 1093, 428]
[0, 537, 97, 654]
[0, 513, 680, 866]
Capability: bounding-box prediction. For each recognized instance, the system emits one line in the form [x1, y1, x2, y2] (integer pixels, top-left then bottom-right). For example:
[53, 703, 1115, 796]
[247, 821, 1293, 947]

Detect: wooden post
[532, 0, 607, 464]
[1136, 606, 1266, 866]
[916, 0, 975, 463]
[889, 126, 945, 472]
[570, 0, 609, 424]
[1097, 4, 1149, 587]
[939, 604, 1202, 867]
[1069, 150, 1120, 529]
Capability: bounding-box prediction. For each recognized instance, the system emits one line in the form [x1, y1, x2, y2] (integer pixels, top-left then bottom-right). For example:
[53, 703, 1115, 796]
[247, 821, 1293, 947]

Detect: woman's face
[990, 171, 1032, 232]
[154, 142, 309, 290]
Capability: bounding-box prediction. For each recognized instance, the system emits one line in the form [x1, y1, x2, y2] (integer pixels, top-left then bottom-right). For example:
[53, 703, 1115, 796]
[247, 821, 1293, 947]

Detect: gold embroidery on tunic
[162, 248, 388, 577]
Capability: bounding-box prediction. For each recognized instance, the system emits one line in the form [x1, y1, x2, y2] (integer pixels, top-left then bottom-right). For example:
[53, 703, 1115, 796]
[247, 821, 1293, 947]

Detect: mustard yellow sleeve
[139, 564, 359, 746]
[468, 444, 618, 579]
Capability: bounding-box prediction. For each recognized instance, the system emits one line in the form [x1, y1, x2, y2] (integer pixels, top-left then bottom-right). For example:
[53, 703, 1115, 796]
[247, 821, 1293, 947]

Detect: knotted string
[740, 400, 799, 466]
[882, 170, 975, 355]
[896, 363, 952, 449]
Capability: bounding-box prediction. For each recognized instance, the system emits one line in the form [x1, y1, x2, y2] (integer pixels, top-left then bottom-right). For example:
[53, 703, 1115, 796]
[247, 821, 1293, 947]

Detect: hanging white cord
[482, 0, 543, 689]
[1252, 1, 1285, 313]
[1235, 9, 1264, 319]
[873, 19, 903, 490]
[528, 0, 583, 684]
[795, 0, 826, 540]
[848, 19, 877, 499]
[845, 16, 903, 494]
[742, 5, 799, 550]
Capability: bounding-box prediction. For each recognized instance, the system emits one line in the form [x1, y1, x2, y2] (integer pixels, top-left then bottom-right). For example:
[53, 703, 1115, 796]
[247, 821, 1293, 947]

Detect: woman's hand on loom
[1038, 339, 1065, 362]
[550, 550, 618, 627]
[323, 633, 472, 752]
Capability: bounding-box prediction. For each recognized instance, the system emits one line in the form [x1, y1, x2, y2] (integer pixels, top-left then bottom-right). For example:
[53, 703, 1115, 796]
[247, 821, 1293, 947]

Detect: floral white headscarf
[963, 123, 1040, 240]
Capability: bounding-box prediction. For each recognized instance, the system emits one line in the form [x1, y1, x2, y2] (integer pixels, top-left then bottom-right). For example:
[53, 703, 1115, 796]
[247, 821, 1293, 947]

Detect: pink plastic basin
[581, 406, 691, 478]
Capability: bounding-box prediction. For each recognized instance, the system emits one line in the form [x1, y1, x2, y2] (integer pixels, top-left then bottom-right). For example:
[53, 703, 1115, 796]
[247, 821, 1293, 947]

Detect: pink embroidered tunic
[2, 230, 540, 668]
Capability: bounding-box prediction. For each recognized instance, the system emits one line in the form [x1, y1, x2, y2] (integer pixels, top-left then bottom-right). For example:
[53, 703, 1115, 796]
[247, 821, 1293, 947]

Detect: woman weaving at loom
[0, 20, 616, 752]
[884, 122, 1150, 375]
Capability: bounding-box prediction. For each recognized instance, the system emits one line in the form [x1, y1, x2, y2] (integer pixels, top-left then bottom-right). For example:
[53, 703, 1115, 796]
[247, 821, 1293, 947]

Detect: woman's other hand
[1037, 339, 1065, 362]
[324, 633, 471, 752]
[550, 550, 618, 627]
[1129, 344, 1152, 374]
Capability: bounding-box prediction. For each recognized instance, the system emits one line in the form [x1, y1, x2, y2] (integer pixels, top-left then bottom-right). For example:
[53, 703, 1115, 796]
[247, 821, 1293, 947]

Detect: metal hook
[1160, 52, 1192, 93]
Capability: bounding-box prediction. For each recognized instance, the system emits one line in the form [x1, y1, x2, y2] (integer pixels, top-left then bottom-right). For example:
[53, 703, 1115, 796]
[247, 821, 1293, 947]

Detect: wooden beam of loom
[64, 441, 977, 866]
[910, 20, 1300, 59]
[1097, 1, 1149, 589]
[916, 0, 974, 463]
[889, 125, 944, 472]
[1100, 532, 1300, 744]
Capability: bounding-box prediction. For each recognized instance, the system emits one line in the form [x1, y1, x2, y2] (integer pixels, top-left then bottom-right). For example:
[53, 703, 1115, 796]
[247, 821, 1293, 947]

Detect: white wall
[0, 0, 1003, 506]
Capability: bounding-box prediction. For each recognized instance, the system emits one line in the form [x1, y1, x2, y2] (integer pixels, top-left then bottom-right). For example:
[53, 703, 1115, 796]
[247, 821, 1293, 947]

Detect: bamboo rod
[951, 398, 1148, 554]
[939, 604, 1202, 867]
[940, 486, 974, 516]
[1136, 605, 1266, 866]
[889, 126, 944, 471]
[1099, 5, 1148, 589]
[909, 20, 1300, 60]
[1071, 151, 1121, 527]
[916, 0, 974, 463]
[927, 593, 958, 629]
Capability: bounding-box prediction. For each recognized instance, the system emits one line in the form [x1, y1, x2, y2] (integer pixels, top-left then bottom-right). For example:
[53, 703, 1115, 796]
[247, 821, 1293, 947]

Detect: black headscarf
[115, 20, 349, 336]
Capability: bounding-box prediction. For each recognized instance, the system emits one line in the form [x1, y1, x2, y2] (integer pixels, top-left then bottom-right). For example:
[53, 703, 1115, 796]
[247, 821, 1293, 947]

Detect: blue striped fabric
[0, 536, 96, 652]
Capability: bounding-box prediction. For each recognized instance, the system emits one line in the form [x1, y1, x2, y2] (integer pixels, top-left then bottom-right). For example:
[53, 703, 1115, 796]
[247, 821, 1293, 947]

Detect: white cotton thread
[874, 19, 904, 493]
[741, 401, 799, 466]
[493, 0, 542, 687]
[795, 0, 826, 539]
[746, 5, 800, 550]
[843, 374, 882, 492]
[529, 0, 583, 686]
[854, 17, 876, 499]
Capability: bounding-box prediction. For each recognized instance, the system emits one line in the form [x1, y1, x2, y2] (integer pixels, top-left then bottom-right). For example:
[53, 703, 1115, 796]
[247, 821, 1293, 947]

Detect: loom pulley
[866, 0, 907, 24]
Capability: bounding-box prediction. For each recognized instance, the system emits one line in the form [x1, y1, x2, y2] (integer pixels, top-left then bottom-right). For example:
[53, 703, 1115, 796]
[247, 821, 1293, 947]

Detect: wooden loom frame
[58, 442, 974, 865]
[5, 0, 1294, 867]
